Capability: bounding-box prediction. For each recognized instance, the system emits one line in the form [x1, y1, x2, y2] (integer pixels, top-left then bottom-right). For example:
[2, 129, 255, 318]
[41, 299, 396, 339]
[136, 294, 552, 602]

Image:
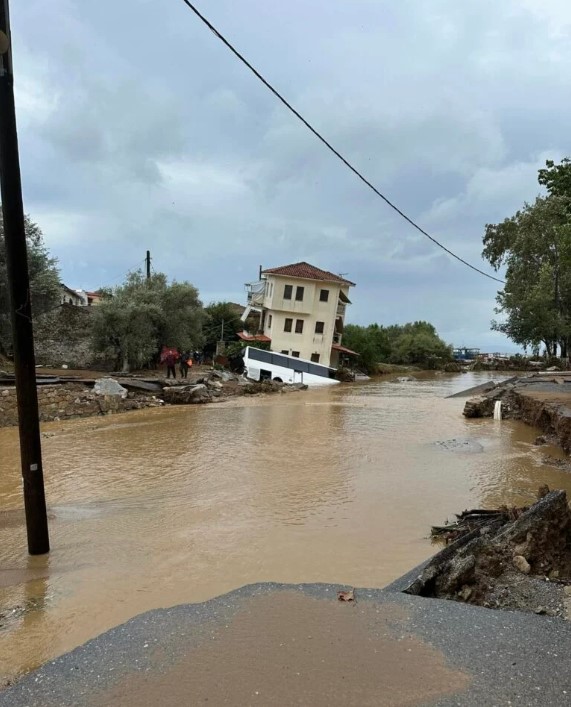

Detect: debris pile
[406, 489, 571, 617]
[161, 370, 307, 405]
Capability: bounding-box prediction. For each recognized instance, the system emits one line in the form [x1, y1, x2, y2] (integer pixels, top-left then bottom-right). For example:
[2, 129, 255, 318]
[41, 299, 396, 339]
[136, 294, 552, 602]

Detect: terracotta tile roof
[237, 333, 272, 343]
[262, 262, 355, 286]
[331, 343, 359, 356]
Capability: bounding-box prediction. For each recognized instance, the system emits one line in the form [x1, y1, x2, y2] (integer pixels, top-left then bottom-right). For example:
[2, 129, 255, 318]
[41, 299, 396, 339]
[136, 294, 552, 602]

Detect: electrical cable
[178, 0, 505, 284]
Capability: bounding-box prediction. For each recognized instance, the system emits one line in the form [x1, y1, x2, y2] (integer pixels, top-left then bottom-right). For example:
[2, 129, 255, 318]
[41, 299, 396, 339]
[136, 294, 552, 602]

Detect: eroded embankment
[406, 489, 571, 617]
[462, 375, 571, 453]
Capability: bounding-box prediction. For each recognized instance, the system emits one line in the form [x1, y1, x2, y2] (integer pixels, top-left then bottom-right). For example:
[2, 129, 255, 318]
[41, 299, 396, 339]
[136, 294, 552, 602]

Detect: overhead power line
[178, 0, 505, 285]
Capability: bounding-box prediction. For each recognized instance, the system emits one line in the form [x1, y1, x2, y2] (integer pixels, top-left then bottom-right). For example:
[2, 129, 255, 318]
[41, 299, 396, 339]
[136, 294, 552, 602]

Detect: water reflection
[2, 372, 571, 683]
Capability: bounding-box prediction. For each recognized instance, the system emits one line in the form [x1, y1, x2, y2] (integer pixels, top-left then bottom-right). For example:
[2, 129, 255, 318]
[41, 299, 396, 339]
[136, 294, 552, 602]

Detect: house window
[284, 318, 293, 333]
[292, 351, 300, 358]
[268, 314, 272, 328]
[281, 350, 289, 355]
[295, 319, 304, 334]
[311, 353, 320, 363]
[283, 284, 293, 300]
[315, 321, 324, 334]
[319, 289, 329, 302]
[295, 286, 304, 301]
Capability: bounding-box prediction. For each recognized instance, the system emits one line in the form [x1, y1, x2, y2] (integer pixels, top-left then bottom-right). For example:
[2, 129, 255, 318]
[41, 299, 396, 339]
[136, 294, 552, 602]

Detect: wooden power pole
[146, 250, 151, 280]
[0, 0, 50, 554]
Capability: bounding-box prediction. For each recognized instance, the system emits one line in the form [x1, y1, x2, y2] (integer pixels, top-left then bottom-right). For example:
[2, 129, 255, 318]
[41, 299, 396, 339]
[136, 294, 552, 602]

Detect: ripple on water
[1, 372, 571, 683]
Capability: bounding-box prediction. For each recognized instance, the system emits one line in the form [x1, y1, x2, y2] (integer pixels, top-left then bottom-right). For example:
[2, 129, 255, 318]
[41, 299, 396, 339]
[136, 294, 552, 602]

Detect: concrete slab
[1, 582, 571, 706]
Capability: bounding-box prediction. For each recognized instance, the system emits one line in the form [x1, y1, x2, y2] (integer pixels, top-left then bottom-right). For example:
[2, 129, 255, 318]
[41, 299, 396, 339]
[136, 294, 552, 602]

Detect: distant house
[85, 291, 104, 306]
[242, 261, 357, 368]
[74, 289, 104, 306]
[60, 284, 85, 307]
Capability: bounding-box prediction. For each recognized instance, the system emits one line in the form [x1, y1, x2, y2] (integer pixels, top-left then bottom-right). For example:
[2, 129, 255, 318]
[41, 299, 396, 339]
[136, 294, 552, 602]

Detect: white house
[242, 261, 357, 368]
[60, 284, 85, 306]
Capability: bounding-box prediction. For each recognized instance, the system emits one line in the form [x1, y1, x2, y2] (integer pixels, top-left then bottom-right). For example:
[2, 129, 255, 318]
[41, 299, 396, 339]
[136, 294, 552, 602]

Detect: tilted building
[242, 261, 356, 368]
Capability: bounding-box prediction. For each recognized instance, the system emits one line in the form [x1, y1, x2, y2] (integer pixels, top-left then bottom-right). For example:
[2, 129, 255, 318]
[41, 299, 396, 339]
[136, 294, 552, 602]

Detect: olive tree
[0, 211, 60, 356]
[92, 271, 204, 371]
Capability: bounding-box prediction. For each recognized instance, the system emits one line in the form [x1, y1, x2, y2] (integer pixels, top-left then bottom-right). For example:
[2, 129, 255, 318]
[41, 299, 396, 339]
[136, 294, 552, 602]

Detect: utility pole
[215, 319, 225, 357]
[0, 0, 49, 554]
[145, 250, 151, 280]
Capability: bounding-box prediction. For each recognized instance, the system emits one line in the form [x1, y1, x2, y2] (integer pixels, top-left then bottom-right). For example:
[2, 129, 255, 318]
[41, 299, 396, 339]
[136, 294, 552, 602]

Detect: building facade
[60, 284, 85, 306]
[244, 262, 356, 368]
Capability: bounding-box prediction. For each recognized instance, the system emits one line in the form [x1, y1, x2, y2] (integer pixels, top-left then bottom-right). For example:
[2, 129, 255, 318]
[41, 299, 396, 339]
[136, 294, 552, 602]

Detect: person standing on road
[180, 351, 192, 379]
[165, 350, 177, 379]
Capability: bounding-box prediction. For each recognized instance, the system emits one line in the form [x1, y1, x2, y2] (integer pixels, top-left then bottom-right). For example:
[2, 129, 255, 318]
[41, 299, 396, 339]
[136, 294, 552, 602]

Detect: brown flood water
[1, 372, 571, 684]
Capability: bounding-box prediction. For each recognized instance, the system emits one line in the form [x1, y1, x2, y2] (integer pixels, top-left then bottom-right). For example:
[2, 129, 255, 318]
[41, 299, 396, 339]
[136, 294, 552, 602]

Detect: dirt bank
[462, 374, 571, 454]
[406, 489, 571, 618]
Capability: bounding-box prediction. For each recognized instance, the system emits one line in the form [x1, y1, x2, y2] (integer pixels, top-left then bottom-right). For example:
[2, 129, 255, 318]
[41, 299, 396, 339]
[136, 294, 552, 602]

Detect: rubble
[405, 489, 571, 617]
[161, 376, 308, 405]
[0, 369, 308, 426]
[93, 378, 128, 399]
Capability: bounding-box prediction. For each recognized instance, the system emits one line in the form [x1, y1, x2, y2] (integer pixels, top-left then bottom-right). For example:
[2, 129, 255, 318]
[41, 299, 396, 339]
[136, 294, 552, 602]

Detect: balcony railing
[246, 280, 266, 307]
[333, 333, 342, 345]
[337, 303, 346, 316]
[247, 291, 265, 306]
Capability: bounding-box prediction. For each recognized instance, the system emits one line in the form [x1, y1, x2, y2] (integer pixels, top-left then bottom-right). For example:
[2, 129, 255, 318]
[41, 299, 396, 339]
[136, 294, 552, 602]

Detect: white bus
[242, 346, 339, 388]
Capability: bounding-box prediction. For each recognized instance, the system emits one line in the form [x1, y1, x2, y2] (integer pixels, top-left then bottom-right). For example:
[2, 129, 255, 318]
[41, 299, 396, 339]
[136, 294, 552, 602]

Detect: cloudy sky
[9, 0, 571, 350]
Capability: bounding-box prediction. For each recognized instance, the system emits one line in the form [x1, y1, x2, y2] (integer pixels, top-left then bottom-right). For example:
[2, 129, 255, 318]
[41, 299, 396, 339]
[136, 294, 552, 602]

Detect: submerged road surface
[2, 583, 571, 706]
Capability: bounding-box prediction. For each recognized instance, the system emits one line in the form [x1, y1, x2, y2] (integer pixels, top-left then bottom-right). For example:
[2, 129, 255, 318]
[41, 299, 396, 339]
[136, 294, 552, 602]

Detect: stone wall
[0, 384, 162, 428]
[33, 305, 110, 369]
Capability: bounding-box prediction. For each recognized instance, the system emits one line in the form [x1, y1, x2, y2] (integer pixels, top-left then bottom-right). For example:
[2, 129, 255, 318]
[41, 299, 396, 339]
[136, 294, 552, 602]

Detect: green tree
[482, 183, 571, 355]
[0, 212, 60, 355]
[342, 321, 451, 372]
[92, 271, 203, 371]
[343, 324, 391, 373]
[388, 324, 452, 366]
[538, 158, 571, 201]
[202, 302, 245, 357]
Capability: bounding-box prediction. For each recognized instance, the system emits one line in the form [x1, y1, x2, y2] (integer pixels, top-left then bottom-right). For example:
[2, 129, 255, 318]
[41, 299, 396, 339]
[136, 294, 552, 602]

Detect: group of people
[161, 348, 202, 379]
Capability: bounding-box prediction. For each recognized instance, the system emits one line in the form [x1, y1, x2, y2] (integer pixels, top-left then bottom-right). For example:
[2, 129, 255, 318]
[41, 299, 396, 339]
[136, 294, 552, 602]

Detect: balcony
[247, 291, 265, 306]
[246, 280, 266, 307]
[337, 303, 346, 317]
[333, 333, 342, 345]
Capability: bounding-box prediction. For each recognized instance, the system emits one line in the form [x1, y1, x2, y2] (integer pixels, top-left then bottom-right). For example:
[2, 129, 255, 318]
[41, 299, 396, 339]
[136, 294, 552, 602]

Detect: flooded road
[2, 372, 571, 684]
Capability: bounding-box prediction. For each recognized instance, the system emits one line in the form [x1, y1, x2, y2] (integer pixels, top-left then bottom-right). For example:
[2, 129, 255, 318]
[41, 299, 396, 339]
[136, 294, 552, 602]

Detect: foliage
[202, 302, 244, 357]
[201, 300, 263, 356]
[343, 321, 452, 373]
[91, 270, 203, 371]
[225, 339, 270, 358]
[483, 158, 571, 356]
[538, 158, 571, 201]
[343, 324, 391, 373]
[0, 211, 60, 355]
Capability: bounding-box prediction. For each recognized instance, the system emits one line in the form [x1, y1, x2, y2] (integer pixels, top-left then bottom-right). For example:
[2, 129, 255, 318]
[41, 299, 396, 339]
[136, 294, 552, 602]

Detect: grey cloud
[7, 0, 571, 349]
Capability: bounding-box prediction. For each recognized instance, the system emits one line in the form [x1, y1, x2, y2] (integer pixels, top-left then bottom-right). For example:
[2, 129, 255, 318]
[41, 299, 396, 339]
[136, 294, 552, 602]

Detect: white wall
[262, 275, 347, 366]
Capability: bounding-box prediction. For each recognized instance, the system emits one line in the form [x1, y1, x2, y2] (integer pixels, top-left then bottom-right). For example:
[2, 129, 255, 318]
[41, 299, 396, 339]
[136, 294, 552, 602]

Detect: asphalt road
[1, 581, 571, 706]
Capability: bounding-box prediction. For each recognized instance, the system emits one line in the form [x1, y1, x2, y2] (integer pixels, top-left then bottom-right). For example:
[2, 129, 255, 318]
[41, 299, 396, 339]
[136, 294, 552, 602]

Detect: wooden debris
[431, 506, 528, 544]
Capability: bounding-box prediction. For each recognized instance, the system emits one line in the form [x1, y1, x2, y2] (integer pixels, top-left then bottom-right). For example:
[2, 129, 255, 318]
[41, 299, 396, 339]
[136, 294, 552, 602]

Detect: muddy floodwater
[2, 372, 571, 684]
